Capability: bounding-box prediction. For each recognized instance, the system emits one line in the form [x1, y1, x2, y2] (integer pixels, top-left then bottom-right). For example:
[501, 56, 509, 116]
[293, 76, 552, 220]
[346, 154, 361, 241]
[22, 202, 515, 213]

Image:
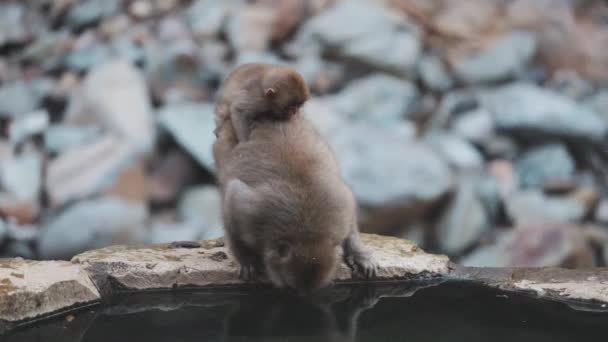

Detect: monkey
[212, 110, 377, 293]
[213, 63, 310, 143]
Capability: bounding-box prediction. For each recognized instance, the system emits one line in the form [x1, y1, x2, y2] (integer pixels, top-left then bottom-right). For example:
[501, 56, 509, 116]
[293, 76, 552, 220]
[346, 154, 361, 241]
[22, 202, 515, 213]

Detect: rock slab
[72, 234, 450, 293]
[0, 259, 100, 322]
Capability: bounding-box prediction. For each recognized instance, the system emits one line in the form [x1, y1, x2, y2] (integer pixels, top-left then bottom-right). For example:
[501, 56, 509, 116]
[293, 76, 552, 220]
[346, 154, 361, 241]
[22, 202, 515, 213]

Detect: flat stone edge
[448, 264, 608, 310]
[2, 235, 608, 333]
[0, 259, 102, 329]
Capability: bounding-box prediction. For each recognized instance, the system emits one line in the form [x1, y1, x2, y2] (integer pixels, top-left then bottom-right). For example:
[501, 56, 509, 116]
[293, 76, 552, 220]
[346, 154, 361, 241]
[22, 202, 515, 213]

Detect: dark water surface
[5, 281, 608, 342]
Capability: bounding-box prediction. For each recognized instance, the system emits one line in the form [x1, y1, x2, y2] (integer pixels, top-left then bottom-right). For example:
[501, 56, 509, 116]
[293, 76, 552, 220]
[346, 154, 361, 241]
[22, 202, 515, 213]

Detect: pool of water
[5, 281, 608, 341]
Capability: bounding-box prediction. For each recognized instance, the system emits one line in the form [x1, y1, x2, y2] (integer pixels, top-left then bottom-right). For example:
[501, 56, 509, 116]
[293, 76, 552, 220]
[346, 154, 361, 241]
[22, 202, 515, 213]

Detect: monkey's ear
[225, 179, 260, 215]
[264, 88, 277, 98]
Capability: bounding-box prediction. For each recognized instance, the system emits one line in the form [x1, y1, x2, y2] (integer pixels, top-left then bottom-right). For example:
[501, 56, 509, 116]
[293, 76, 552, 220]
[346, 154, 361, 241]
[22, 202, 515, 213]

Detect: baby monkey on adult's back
[214, 63, 310, 142]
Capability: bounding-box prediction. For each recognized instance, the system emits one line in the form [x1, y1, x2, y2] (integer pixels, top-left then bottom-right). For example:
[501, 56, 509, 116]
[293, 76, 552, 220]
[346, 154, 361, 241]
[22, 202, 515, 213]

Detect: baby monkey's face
[264, 239, 339, 293]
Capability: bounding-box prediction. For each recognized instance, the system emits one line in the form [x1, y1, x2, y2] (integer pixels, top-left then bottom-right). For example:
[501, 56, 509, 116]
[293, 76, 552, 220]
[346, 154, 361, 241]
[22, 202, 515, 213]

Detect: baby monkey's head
[264, 237, 339, 293]
[261, 66, 310, 119]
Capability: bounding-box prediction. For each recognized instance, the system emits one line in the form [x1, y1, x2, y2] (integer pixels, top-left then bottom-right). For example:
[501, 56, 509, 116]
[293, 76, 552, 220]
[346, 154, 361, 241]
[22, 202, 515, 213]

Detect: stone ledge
[3, 234, 608, 330]
[71, 234, 450, 294]
[449, 266, 608, 310]
[0, 259, 100, 322]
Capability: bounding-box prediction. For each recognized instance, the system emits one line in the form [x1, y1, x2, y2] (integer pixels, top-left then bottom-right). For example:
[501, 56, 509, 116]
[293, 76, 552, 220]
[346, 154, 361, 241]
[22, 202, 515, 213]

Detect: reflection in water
[224, 286, 382, 342]
[3, 281, 608, 342]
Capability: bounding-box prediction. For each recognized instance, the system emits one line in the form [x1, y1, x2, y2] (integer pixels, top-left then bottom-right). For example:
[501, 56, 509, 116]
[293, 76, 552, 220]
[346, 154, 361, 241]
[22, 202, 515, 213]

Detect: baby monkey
[214, 63, 310, 142]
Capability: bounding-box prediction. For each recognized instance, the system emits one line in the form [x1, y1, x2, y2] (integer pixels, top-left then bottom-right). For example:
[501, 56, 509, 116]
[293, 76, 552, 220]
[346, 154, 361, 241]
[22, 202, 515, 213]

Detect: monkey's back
[220, 114, 355, 242]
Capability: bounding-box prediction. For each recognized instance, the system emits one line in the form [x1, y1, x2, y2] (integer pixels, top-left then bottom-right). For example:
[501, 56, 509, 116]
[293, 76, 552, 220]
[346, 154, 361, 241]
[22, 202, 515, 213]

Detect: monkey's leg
[342, 226, 378, 278]
[226, 234, 263, 281]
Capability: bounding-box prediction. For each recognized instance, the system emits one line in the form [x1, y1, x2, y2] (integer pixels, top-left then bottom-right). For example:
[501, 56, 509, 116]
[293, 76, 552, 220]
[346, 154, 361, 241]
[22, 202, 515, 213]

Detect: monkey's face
[264, 239, 339, 293]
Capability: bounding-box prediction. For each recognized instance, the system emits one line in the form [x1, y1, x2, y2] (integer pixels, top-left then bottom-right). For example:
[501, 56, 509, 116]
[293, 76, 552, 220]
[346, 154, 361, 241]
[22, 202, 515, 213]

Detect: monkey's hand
[238, 261, 263, 281]
[344, 250, 378, 279]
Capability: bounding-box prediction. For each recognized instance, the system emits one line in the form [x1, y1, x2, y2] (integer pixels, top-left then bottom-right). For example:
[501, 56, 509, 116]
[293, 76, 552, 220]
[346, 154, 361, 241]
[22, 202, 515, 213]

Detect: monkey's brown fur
[213, 114, 376, 292]
[214, 63, 310, 142]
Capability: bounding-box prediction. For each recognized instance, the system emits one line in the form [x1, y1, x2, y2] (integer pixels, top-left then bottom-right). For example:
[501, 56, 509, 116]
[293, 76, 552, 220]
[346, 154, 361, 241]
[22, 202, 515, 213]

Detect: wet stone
[0, 259, 100, 322]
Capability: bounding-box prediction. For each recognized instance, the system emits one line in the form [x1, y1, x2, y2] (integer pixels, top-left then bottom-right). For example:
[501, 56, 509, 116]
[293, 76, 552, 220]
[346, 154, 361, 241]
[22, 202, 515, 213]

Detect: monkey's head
[264, 237, 339, 293]
[261, 66, 310, 119]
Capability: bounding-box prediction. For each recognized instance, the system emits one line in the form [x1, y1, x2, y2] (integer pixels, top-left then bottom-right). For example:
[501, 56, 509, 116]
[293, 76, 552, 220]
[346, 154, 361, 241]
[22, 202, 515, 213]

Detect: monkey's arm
[223, 179, 264, 280]
[343, 222, 378, 278]
[212, 120, 238, 172]
[230, 104, 252, 143]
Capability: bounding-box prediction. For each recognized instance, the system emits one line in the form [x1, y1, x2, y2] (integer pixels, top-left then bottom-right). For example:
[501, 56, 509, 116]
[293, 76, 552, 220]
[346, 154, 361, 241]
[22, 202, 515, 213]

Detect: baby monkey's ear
[264, 88, 277, 98]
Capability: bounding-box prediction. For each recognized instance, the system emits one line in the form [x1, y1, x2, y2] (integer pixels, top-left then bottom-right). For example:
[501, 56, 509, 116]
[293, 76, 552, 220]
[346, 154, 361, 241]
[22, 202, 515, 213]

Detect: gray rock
[226, 5, 275, 52]
[481, 83, 607, 142]
[72, 234, 449, 292]
[304, 99, 354, 137]
[462, 224, 593, 268]
[474, 173, 501, 221]
[585, 90, 608, 123]
[8, 110, 49, 145]
[44, 124, 102, 154]
[0, 3, 27, 46]
[516, 144, 575, 189]
[5, 223, 38, 242]
[0, 154, 41, 211]
[46, 135, 138, 207]
[427, 89, 478, 131]
[187, 0, 241, 38]
[68, 0, 120, 29]
[327, 74, 417, 125]
[437, 178, 489, 254]
[39, 196, 148, 259]
[147, 221, 201, 244]
[0, 81, 41, 118]
[450, 107, 494, 144]
[109, 39, 145, 65]
[145, 39, 211, 103]
[329, 123, 452, 206]
[0, 259, 100, 322]
[64, 44, 112, 71]
[22, 32, 71, 71]
[454, 31, 537, 84]
[235, 51, 282, 66]
[178, 186, 224, 240]
[596, 198, 608, 224]
[482, 135, 519, 160]
[418, 54, 453, 91]
[4, 241, 35, 259]
[292, 55, 345, 93]
[290, 1, 421, 75]
[505, 190, 586, 225]
[158, 102, 216, 170]
[426, 133, 484, 172]
[548, 70, 594, 100]
[66, 60, 155, 153]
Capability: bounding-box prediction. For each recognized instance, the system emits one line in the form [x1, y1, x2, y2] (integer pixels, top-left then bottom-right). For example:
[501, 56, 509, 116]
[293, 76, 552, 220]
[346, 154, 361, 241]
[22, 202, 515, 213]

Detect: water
[5, 281, 608, 342]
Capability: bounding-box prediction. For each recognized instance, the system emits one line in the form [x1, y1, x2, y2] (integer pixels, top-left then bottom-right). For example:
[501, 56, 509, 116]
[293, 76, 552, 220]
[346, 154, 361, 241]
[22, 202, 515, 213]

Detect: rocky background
[0, 0, 607, 268]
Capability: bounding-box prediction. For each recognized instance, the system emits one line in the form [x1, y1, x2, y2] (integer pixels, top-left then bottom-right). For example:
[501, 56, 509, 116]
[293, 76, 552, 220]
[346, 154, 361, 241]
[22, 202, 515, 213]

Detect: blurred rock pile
[0, 0, 607, 267]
